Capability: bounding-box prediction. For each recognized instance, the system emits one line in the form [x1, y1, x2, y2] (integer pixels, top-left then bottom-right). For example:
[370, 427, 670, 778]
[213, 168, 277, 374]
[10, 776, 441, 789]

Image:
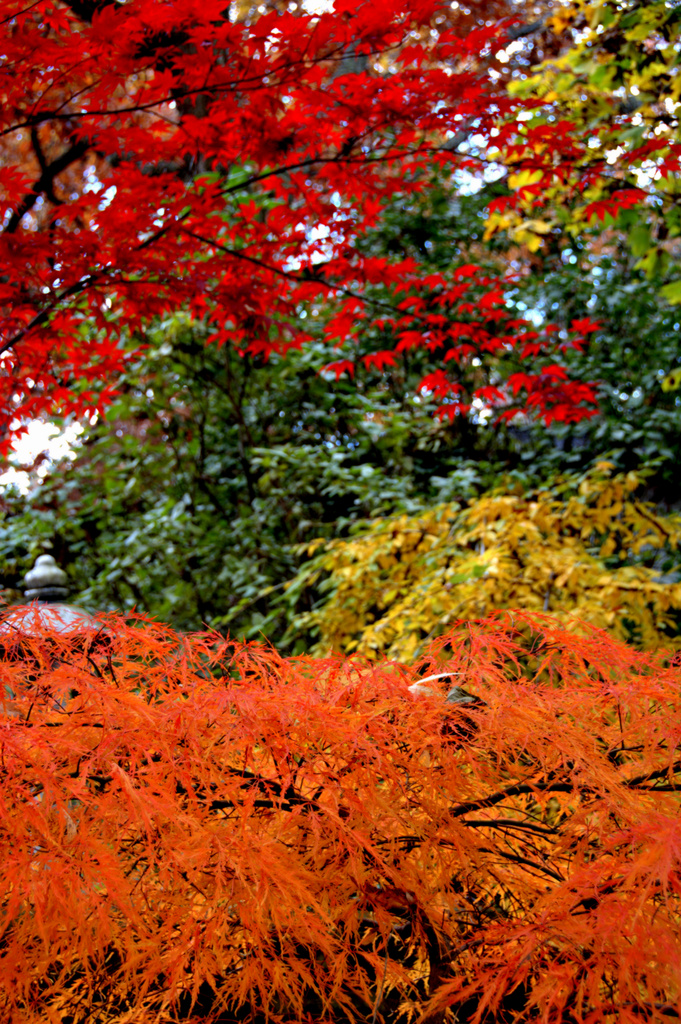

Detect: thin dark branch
[178, 765, 324, 815]
[478, 845, 565, 883]
[450, 779, 578, 819]
[180, 227, 415, 318]
[4, 138, 89, 234]
[633, 502, 674, 540]
[180, 228, 307, 285]
[0, 40, 392, 139]
[461, 818, 558, 836]
[0, 274, 99, 357]
[506, 18, 545, 42]
[624, 759, 681, 788]
[0, 1, 43, 26]
[450, 760, 681, 820]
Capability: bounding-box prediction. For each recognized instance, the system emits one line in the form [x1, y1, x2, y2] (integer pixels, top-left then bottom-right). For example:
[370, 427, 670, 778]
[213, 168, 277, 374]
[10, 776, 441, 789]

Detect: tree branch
[450, 759, 681, 820]
[179, 227, 419, 319]
[506, 18, 545, 42]
[0, 274, 99, 358]
[4, 137, 89, 234]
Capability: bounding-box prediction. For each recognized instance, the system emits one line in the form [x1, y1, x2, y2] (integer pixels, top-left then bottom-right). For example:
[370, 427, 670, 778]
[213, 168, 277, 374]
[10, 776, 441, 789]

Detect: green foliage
[504, 249, 681, 491]
[0, 315, 495, 642]
[330, 169, 681, 498]
[4, 161, 681, 650]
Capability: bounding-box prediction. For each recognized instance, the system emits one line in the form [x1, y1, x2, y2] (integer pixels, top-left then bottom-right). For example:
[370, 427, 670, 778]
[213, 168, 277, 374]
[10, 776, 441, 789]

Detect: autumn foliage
[290, 464, 681, 660]
[1, 609, 681, 1022]
[0, 0, 622, 444]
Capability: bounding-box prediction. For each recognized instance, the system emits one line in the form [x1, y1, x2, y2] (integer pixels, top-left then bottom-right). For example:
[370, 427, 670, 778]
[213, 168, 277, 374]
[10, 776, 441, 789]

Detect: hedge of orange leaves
[0, 609, 680, 1023]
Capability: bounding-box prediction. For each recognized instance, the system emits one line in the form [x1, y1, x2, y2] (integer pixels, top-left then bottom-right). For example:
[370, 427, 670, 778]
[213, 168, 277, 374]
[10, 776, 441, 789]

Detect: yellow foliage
[507, 169, 544, 191]
[292, 467, 681, 660]
[486, 0, 681, 270]
[483, 207, 555, 252]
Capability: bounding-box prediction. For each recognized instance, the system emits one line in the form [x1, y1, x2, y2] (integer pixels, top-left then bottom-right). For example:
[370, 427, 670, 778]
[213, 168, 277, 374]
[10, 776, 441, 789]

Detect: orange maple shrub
[0, 611, 680, 1023]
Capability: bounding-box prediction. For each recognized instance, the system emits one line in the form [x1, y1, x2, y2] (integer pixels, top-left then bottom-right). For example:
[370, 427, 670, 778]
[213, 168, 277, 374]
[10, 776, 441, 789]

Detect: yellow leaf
[662, 367, 681, 392]
[549, 9, 577, 34]
[508, 169, 544, 191]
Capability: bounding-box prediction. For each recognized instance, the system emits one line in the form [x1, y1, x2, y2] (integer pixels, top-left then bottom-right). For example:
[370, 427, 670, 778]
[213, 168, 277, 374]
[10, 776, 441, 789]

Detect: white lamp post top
[0, 554, 102, 638]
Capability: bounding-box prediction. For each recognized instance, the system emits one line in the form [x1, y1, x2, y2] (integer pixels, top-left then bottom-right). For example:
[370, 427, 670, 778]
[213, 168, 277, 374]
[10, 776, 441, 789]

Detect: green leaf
[629, 224, 652, 257]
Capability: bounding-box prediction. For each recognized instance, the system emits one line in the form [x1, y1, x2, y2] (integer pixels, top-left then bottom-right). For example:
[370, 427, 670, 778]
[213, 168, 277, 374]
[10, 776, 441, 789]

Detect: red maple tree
[1, 609, 680, 1022]
[0, 0, 610, 446]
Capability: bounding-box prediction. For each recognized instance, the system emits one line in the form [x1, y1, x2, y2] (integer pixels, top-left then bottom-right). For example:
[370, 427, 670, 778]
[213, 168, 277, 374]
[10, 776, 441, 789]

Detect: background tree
[346, 164, 681, 497]
[286, 464, 681, 660]
[0, 310, 491, 638]
[3, 168, 680, 645]
[1, 0, 637, 444]
[486, 0, 681, 305]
